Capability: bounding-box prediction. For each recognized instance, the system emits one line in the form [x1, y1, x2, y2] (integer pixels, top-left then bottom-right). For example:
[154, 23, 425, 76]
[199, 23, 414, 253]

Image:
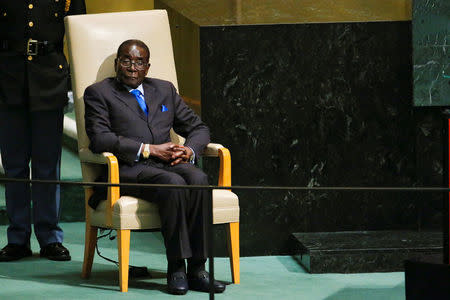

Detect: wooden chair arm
[104, 153, 120, 227]
[202, 143, 231, 187]
[79, 148, 119, 227]
[218, 148, 231, 187]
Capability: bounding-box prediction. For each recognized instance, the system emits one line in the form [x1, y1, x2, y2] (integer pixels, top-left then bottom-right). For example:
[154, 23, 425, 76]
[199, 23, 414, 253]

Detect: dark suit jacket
[0, 0, 86, 111]
[84, 77, 210, 183]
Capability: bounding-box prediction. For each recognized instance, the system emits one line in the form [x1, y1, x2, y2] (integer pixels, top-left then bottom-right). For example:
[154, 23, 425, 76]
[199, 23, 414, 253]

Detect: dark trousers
[0, 108, 64, 247]
[134, 162, 209, 260]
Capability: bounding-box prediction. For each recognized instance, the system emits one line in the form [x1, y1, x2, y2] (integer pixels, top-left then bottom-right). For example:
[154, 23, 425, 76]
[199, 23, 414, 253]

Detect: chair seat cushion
[212, 189, 240, 224]
[89, 189, 239, 229]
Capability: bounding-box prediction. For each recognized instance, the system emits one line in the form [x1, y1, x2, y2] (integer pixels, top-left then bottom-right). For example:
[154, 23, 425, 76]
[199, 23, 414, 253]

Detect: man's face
[115, 44, 150, 88]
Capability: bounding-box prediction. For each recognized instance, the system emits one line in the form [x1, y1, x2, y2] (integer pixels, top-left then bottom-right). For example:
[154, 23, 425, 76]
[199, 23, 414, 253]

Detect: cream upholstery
[65, 9, 240, 292]
[91, 190, 239, 229]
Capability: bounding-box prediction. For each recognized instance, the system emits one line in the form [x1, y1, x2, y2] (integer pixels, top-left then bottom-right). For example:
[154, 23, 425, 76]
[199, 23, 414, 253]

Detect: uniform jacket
[0, 0, 86, 111]
[84, 77, 210, 181]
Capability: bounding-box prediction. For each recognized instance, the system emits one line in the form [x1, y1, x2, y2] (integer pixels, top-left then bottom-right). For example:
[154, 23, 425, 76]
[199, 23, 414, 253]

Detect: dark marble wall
[200, 22, 445, 255]
[413, 0, 449, 106]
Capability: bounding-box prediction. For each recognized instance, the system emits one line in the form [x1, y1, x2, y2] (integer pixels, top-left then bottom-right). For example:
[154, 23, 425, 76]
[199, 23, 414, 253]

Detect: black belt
[0, 39, 61, 56]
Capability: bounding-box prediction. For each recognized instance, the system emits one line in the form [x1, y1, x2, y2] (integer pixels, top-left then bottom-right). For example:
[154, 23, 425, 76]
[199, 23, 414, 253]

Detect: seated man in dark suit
[83, 39, 225, 295]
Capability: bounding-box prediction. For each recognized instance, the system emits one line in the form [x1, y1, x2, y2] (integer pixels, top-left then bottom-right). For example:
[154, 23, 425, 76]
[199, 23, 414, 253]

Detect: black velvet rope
[0, 177, 448, 192]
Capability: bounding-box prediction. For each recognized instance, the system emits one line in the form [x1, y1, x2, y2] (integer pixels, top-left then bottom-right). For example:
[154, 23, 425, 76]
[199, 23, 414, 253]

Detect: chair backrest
[65, 10, 183, 182]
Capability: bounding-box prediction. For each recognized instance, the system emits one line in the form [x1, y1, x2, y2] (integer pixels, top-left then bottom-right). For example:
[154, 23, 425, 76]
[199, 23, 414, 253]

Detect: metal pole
[447, 118, 450, 264]
[208, 188, 215, 299]
[443, 110, 450, 265]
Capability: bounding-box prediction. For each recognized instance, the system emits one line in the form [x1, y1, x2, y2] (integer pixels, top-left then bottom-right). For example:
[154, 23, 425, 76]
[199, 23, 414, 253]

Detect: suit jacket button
[28, 56, 33, 61]
[28, 21, 34, 27]
[58, 65, 63, 69]
[28, 4, 33, 9]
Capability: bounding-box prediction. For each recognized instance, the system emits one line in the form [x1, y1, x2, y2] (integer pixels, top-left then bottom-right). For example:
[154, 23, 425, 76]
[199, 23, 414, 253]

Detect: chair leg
[117, 229, 131, 292]
[226, 222, 240, 284]
[81, 223, 98, 279]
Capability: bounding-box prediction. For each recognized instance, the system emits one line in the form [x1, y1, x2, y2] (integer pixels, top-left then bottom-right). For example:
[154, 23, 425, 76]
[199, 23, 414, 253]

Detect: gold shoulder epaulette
[65, 0, 71, 12]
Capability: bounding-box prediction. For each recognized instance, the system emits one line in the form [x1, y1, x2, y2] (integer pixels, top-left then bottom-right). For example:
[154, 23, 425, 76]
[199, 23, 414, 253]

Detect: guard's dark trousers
[0, 108, 64, 247]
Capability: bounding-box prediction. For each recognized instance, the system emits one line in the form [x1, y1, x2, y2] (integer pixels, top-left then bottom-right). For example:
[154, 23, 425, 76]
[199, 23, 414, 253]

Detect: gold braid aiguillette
[65, 0, 71, 12]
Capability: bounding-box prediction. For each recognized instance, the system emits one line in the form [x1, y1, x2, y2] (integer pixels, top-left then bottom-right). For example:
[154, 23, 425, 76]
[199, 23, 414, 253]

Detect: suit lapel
[143, 79, 160, 123]
[112, 80, 147, 121]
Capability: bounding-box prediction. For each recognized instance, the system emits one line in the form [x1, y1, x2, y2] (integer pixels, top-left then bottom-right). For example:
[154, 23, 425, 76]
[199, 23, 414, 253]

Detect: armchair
[65, 10, 240, 292]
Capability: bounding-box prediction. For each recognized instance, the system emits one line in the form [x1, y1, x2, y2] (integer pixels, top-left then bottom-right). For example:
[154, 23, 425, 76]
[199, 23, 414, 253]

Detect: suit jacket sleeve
[171, 83, 210, 156]
[84, 85, 142, 164]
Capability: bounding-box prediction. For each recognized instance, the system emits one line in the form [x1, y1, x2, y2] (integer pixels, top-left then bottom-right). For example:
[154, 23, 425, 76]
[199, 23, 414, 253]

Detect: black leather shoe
[188, 270, 226, 293]
[0, 244, 32, 262]
[40, 243, 71, 261]
[167, 271, 188, 295]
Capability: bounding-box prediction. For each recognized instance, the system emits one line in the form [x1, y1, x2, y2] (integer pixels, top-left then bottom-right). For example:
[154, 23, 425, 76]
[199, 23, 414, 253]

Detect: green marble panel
[413, 0, 450, 106]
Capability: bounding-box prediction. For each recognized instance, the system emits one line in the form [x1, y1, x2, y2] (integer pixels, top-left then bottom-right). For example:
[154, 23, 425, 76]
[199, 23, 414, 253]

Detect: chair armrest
[203, 143, 225, 157]
[218, 147, 231, 187]
[203, 143, 231, 187]
[105, 154, 120, 227]
[79, 148, 115, 164]
[79, 148, 119, 227]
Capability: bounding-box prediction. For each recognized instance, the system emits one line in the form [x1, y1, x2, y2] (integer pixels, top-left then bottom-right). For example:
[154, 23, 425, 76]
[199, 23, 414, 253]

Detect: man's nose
[129, 63, 138, 71]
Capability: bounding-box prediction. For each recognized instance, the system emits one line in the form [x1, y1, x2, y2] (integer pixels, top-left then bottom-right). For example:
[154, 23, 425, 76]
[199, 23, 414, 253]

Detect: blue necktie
[130, 89, 148, 116]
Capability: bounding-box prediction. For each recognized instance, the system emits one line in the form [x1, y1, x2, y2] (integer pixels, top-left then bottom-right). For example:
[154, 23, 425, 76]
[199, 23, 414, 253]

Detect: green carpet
[0, 222, 405, 300]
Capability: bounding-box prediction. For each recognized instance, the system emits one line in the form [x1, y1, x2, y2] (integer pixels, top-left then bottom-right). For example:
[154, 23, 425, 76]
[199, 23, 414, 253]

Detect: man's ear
[114, 58, 118, 71]
[144, 63, 150, 76]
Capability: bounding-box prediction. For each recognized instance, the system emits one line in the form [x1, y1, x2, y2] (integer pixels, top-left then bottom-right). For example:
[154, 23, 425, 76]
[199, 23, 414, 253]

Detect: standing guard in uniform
[0, 0, 86, 261]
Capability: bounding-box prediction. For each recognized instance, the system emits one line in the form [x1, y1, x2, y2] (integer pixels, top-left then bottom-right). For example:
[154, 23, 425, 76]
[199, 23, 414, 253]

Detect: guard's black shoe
[40, 243, 71, 261]
[188, 270, 226, 293]
[167, 271, 188, 295]
[0, 244, 32, 262]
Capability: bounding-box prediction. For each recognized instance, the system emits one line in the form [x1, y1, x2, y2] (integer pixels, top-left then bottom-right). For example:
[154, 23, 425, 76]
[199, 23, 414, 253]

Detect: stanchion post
[208, 188, 215, 299]
[447, 115, 450, 264]
[443, 110, 450, 264]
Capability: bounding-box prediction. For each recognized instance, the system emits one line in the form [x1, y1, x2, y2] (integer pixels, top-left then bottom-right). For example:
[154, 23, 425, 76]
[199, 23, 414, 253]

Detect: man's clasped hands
[146, 142, 193, 165]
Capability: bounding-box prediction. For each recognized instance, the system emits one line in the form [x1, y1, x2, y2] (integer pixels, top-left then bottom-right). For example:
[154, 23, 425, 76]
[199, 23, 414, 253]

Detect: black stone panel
[292, 231, 443, 273]
[200, 22, 444, 256]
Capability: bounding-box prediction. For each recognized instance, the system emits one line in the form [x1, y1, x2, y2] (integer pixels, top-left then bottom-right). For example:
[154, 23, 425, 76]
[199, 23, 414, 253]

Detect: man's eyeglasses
[119, 58, 149, 70]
